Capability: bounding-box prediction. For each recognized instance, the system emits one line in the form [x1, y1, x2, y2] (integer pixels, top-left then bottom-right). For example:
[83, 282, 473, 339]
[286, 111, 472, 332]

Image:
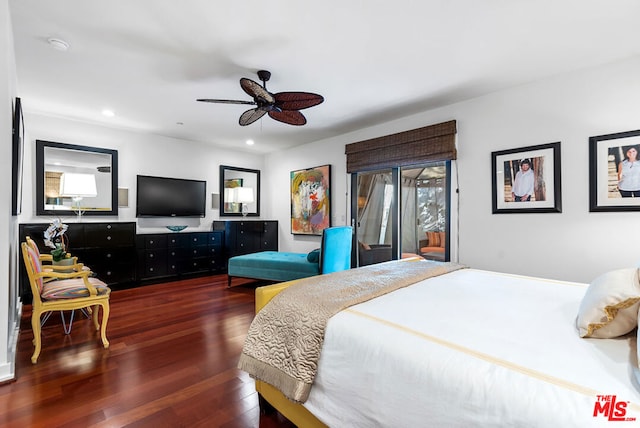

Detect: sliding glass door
[354, 169, 394, 266]
[352, 162, 450, 266]
[401, 163, 450, 261]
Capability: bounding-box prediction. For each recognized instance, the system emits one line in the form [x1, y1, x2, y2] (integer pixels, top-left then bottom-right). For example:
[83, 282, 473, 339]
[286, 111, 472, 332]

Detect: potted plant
[43, 218, 69, 262]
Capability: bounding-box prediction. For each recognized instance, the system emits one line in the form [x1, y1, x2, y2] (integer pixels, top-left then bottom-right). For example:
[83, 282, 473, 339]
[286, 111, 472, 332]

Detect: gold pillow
[576, 268, 640, 338]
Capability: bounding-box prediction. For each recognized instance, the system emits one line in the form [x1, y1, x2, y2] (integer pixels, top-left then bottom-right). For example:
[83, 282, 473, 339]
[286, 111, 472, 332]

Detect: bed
[239, 259, 640, 427]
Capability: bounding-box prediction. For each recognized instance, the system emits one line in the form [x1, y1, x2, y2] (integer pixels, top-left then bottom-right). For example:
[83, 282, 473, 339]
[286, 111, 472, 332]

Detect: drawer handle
[107, 225, 112, 229]
[150, 240, 154, 244]
[107, 236, 112, 241]
[149, 268, 154, 272]
[150, 254, 154, 258]
[106, 253, 112, 258]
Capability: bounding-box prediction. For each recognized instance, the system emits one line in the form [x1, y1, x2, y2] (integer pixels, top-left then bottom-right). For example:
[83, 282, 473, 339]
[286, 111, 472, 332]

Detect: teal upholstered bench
[226, 226, 353, 287]
[227, 251, 320, 286]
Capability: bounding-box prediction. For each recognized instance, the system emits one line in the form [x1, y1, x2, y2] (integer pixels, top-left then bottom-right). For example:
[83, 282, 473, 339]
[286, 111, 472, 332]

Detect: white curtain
[358, 173, 392, 245]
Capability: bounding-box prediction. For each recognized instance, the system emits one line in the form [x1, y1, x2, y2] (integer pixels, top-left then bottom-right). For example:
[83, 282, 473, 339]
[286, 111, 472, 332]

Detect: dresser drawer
[180, 257, 210, 273]
[84, 223, 135, 247]
[167, 234, 189, 248]
[189, 233, 209, 247]
[92, 262, 136, 285]
[141, 234, 167, 250]
[142, 254, 167, 277]
[207, 231, 223, 247]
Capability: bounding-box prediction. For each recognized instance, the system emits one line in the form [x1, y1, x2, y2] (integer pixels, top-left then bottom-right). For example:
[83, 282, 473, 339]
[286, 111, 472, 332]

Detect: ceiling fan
[197, 70, 324, 126]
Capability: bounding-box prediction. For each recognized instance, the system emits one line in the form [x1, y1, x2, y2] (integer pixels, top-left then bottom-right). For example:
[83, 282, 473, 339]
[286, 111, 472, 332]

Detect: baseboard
[0, 302, 22, 383]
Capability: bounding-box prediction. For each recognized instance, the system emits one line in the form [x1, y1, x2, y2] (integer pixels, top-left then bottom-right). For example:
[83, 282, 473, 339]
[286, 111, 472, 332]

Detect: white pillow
[576, 268, 640, 338]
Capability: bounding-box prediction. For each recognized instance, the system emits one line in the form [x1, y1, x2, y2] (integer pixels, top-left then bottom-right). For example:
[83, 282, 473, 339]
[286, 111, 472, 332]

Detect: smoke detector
[47, 38, 69, 51]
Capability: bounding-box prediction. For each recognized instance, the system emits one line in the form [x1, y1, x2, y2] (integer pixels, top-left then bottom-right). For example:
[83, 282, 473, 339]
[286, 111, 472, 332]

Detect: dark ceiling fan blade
[268, 110, 307, 126]
[199, 71, 321, 126]
[240, 78, 275, 104]
[197, 98, 256, 105]
[239, 108, 267, 126]
[274, 92, 324, 111]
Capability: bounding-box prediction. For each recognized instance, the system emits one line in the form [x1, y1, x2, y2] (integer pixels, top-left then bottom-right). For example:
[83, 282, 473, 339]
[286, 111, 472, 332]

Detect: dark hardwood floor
[0, 275, 297, 428]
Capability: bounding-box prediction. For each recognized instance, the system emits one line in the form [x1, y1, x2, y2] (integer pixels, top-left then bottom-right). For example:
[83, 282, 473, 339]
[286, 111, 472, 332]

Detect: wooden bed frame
[253, 281, 327, 427]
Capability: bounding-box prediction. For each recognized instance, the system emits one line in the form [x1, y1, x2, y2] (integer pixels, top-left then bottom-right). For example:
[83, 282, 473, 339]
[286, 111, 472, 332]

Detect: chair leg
[60, 310, 75, 335]
[31, 310, 42, 364]
[92, 305, 100, 331]
[40, 311, 52, 327]
[97, 303, 110, 349]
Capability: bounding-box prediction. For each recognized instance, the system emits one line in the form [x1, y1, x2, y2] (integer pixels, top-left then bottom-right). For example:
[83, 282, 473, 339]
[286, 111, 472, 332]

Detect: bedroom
[2, 0, 640, 425]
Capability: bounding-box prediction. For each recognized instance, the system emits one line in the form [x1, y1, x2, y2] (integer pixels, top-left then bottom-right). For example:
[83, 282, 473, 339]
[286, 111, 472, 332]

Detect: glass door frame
[350, 162, 451, 266]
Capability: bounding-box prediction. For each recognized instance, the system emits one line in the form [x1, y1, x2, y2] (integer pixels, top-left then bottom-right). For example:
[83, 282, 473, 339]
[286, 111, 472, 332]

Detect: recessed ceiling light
[47, 38, 69, 51]
[102, 109, 115, 117]
[246, 139, 255, 146]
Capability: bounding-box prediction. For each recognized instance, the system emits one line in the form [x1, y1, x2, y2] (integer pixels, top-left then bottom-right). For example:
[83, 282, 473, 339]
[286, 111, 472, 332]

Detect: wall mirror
[36, 140, 118, 216]
[219, 165, 260, 217]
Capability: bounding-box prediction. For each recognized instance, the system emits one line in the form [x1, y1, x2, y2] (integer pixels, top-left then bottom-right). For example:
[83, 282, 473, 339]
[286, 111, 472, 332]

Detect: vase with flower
[44, 218, 69, 263]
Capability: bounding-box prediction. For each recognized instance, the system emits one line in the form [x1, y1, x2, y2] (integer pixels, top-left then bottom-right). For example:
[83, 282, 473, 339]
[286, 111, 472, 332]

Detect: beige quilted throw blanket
[237, 259, 465, 403]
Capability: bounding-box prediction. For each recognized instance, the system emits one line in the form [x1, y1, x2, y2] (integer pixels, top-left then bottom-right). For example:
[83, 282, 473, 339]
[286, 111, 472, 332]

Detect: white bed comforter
[303, 269, 640, 427]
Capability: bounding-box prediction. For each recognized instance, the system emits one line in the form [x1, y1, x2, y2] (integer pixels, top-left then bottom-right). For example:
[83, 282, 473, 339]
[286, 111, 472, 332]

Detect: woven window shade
[345, 120, 457, 173]
[45, 171, 62, 198]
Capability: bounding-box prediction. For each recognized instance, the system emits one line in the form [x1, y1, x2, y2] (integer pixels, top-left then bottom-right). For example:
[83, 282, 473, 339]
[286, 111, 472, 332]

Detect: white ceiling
[9, 1, 640, 153]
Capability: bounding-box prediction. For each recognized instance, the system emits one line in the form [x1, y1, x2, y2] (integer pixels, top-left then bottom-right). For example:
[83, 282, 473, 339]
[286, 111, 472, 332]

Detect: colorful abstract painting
[291, 164, 331, 235]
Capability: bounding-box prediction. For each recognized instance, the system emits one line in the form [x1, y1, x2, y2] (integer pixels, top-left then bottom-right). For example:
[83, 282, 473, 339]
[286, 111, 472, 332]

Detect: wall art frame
[491, 142, 562, 214]
[12, 97, 24, 216]
[589, 129, 640, 212]
[290, 164, 331, 235]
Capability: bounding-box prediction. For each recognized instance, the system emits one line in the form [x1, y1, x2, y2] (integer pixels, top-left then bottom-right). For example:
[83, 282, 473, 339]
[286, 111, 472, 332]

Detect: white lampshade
[59, 173, 98, 197]
[224, 187, 238, 203]
[235, 187, 254, 204]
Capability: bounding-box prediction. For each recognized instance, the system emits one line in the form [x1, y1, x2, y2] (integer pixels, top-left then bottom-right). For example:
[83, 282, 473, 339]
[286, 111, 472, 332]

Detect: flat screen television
[136, 175, 206, 217]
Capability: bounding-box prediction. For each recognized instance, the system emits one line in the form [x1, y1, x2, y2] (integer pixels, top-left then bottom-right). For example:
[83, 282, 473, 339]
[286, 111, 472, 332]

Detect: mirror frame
[36, 139, 119, 217]
[219, 165, 260, 217]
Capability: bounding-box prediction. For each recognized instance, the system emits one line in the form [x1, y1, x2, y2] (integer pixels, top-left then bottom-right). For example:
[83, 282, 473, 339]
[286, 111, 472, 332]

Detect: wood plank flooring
[0, 275, 296, 428]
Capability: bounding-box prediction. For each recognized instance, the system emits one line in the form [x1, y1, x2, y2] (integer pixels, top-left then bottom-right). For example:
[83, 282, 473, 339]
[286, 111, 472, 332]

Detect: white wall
[454, 57, 640, 283]
[1, 0, 20, 382]
[263, 139, 352, 252]
[20, 114, 265, 234]
[267, 56, 640, 283]
[16, 53, 640, 286]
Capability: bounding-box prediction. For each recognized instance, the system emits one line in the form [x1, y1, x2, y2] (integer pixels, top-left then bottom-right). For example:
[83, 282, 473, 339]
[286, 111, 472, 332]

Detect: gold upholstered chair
[21, 241, 111, 364]
[26, 236, 94, 333]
